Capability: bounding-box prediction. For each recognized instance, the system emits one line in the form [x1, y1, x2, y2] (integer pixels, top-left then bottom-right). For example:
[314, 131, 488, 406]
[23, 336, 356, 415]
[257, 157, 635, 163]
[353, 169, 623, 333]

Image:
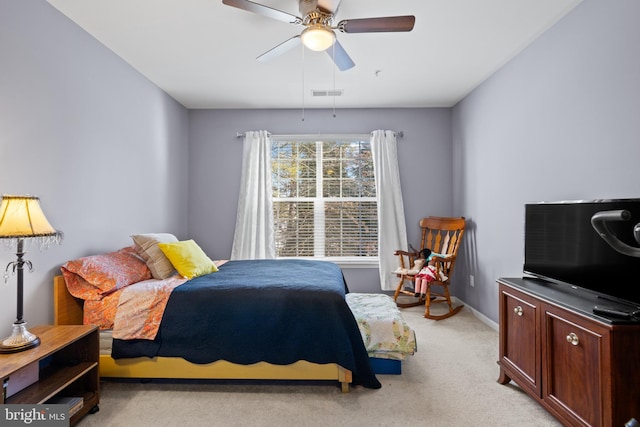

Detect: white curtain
[231, 130, 276, 260]
[371, 130, 408, 291]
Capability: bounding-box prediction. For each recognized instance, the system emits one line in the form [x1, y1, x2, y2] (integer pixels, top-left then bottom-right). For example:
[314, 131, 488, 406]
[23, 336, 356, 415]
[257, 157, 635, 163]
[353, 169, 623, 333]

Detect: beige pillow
[131, 233, 178, 279]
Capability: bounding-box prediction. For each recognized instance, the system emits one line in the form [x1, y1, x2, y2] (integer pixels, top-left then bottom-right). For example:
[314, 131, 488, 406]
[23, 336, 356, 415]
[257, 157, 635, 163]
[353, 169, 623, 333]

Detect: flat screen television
[523, 199, 640, 306]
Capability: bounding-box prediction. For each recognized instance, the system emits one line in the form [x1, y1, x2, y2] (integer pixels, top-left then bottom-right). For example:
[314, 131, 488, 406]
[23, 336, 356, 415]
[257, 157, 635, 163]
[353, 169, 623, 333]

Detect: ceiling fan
[221, 0, 415, 71]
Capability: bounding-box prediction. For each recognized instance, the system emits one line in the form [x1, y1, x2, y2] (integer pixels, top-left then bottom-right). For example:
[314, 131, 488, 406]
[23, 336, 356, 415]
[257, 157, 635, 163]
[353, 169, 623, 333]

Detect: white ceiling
[45, 0, 582, 109]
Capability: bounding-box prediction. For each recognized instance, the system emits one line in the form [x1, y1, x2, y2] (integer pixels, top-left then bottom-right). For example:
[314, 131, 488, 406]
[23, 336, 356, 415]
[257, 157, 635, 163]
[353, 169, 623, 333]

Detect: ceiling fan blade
[222, 0, 301, 24]
[317, 0, 342, 14]
[337, 16, 415, 33]
[256, 35, 301, 62]
[326, 39, 354, 71]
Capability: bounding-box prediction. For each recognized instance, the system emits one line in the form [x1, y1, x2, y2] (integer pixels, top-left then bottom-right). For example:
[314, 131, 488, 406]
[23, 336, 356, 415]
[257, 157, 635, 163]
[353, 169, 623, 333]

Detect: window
[271, 136, 378, 262]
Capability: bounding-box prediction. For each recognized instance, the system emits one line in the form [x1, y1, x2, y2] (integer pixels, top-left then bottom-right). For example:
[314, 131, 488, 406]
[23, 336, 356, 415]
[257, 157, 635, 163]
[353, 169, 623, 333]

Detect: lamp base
[0, 322, 40, 354]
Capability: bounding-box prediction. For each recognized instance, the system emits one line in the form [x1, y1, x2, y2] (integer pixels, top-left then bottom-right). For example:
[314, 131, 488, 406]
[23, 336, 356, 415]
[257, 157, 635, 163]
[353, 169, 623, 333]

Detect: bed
[54, 246, 381, 392]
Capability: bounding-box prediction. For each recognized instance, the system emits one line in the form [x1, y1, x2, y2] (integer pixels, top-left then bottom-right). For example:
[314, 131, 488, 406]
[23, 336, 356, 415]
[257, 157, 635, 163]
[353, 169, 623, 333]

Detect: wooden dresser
[497, 278, 640, 427]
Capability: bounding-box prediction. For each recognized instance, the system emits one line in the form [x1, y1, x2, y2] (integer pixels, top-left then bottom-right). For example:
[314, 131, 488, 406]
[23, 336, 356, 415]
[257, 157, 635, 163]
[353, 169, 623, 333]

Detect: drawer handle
[513, 306, 523, 316]
[566, 332, 579, 346]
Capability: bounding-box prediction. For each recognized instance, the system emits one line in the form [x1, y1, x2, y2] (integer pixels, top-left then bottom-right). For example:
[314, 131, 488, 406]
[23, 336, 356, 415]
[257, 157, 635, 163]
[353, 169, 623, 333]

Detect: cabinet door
[499, 286, 541, 397]
[542, 304, 609, 427]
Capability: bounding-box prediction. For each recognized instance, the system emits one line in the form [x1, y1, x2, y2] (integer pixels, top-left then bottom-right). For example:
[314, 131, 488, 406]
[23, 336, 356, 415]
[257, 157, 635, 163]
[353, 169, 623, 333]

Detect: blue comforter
[111, 259, 381, 389]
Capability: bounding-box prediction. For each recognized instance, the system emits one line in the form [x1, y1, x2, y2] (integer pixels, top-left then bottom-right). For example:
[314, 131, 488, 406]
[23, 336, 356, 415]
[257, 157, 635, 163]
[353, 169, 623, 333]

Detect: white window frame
[271, 134, 379, 268]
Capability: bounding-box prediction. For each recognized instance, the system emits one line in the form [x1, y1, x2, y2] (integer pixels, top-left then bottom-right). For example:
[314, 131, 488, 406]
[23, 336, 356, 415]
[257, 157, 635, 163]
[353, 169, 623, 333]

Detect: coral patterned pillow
[61, 246, 151, 300]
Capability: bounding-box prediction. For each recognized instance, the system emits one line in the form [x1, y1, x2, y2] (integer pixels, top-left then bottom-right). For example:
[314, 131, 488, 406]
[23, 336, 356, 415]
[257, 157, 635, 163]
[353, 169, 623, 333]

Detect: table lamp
[0, 195, 62, 353]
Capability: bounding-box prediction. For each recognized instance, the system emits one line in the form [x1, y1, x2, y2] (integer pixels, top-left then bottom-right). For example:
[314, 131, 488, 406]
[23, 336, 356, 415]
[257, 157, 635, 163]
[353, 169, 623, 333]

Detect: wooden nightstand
[0, 325, 99, 426]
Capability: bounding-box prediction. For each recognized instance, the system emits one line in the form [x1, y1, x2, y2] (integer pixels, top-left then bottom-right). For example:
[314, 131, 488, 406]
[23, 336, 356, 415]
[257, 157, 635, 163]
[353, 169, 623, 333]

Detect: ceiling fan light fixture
[301, 25, 335, 51]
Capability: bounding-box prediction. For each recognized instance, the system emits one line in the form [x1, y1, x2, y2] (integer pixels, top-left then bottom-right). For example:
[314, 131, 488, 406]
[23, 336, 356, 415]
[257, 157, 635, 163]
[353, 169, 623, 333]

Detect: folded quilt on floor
[345, 293, 417, 360]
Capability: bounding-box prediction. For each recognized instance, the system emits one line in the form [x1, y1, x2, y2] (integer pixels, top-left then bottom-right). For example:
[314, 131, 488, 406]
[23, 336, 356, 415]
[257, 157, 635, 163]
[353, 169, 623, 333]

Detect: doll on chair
[414, 248, 448, 298]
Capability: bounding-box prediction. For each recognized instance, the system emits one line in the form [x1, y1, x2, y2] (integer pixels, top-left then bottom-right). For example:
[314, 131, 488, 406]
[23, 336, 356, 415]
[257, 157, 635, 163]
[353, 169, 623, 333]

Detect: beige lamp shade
[0, 195, 58, 239]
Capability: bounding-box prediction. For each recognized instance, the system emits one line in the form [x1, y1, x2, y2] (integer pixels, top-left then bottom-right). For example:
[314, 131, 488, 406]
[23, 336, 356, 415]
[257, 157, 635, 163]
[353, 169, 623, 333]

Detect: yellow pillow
[157, 239, 218, 279]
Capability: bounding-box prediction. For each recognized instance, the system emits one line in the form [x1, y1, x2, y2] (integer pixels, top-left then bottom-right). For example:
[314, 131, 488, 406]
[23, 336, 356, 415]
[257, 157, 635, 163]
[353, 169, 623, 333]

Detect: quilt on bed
[109, 259, 381, 389]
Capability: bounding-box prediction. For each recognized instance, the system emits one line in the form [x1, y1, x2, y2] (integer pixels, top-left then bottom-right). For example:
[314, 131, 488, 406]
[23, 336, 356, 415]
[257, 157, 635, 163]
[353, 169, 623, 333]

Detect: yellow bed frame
[53, 275, 352, 392]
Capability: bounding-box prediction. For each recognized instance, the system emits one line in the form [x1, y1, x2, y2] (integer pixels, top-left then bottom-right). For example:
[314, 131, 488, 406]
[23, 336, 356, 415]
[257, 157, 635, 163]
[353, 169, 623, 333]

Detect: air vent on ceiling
[311, 89, 343, 97]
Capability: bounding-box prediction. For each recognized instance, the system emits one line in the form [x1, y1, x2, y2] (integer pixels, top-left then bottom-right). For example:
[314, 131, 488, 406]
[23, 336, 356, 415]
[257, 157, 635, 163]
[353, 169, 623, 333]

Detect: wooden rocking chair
[393, 216, 466, 320]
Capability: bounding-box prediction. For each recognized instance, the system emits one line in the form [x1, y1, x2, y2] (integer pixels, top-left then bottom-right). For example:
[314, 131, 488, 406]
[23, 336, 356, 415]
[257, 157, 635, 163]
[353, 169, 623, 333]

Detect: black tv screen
[524, 199, 640, 305]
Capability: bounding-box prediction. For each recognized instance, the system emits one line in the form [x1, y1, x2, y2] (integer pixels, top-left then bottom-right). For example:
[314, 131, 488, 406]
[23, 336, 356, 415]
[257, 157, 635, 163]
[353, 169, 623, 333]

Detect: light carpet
[77, 304, 561, 427]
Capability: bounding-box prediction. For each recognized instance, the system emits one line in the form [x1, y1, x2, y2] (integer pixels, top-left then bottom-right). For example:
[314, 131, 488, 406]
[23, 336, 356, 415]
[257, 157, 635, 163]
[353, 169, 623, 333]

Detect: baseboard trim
[452, 297, 498, 331]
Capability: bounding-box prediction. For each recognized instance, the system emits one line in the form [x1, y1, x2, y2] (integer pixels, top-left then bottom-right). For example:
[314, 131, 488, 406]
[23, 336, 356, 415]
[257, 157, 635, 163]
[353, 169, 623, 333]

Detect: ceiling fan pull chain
[332, 42, 336, 118]
[301, 42, 305, 122]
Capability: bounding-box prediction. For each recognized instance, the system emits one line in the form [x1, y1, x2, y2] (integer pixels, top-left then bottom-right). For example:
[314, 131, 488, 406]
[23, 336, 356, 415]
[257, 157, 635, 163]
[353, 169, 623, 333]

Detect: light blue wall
[0, 0, 189, 336]
[452, 0, 640, 322]
[188, 108, 452, 292]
